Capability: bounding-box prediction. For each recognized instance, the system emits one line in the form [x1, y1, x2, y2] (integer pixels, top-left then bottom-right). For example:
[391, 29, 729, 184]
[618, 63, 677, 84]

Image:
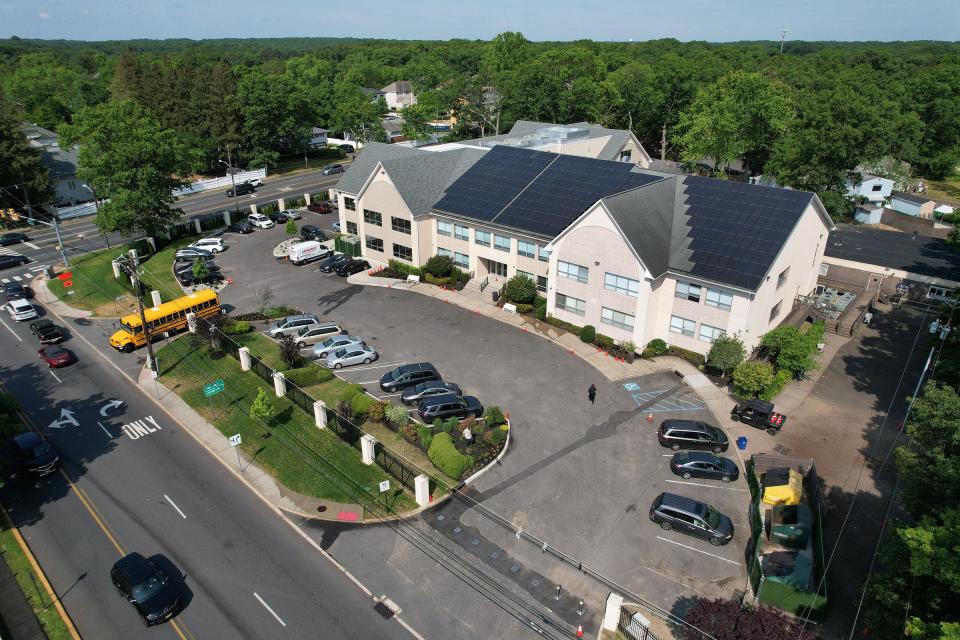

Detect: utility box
[334, 234, 361, 257]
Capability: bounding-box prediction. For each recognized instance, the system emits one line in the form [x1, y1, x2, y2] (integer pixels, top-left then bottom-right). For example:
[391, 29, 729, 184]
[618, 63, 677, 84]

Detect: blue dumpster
[737, 436, 748, 451]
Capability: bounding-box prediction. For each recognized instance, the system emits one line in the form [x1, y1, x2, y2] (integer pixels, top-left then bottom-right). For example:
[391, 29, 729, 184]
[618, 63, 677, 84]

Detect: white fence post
[415, 475, 430, 507]
[277, 198, 286, 212]
[273, 371, 286, 397]
[193, 219, 202, 234]
[222, 211, 231, 226]
[304, 192, 312, 205]
[361, 435, 376, 465]
[238, 346, 251, 371]
[249, 203, 258, 215]
[150, 290, 161, 307]
[186, 312, 197, 333]
[313, 400, 327, 429]
[146, 237, 156, 253]
[111, 259, 122, 279]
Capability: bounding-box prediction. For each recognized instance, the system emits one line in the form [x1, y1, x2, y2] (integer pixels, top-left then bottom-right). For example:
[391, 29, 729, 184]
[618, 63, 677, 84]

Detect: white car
[245, 177, 264, 187]
[322, 344, 378, 369]
[248, 213, 275, 229]
[332, 222, 341, 233]
[286, 209, 303, 220]
[6, 298, 38, 321]
[189, 237, 225, 253]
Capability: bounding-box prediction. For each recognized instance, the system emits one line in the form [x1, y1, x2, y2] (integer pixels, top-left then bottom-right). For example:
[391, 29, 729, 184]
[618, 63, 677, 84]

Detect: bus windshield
[121, 321, 140, 334]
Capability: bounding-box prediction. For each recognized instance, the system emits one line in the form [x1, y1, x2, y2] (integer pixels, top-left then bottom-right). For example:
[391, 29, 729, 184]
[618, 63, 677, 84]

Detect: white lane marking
[661, 454, 674, 457]
[336, 361, 401, 372]
[29, 265, 48, 272]
[164, 494, 188, 519]
[24, 242, 40, 250]
[97, 421, 112, 438]
[48, 370, 62, 383]
[0, 316, 22, 341]
[253, 592, 286, 627]
[378, 392, 402, 398]
[664, 479, 747, 492]
[12, 275, 21, 281]
[655, 536, 741, 565]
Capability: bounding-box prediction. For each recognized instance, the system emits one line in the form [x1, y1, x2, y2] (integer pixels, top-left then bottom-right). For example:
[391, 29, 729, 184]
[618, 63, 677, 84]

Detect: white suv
[248, 213, 275, 229]
[6, 298, 38, 321]
[189, 237, 225, 253]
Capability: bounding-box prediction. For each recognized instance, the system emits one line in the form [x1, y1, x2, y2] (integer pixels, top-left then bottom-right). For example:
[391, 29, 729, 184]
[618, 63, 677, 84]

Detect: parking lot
[210, 214, 749, 613]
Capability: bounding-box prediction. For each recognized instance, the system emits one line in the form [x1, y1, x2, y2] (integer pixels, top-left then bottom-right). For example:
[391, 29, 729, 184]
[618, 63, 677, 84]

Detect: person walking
[587, 384, 597, 405]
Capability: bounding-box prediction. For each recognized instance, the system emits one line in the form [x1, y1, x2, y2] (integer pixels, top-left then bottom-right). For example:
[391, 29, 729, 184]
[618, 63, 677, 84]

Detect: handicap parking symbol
[623, 382, 641, 391]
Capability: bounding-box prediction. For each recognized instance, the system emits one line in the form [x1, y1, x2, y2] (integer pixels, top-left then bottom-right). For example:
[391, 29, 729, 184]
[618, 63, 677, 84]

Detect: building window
[393, 243, 413, 261]
[363, 209, 382, 226]
[555, 293, 586, 316]
[518, 240, 535, 258]
[538, 244, 550, 262]
[517, 270, 534, 281]
[438, 247, 452, 257]
[454, 252, 469, 269]
[601, 307, 635, 331]
[819, 263, 829, 276]
[346, 221, 358, 235]
[437, 220, 452, 236]
[605, 273, 640, 297]
[871, 184, 883, 192]
[454, 225, 469, 241]
[558, 260, 589, 284]
[928, 286, 951, 299]
[777, 267, 790, 289]
[619, 150, 632, 162]
[344, 197, 356, 211]
[705, 288, 733, 311]
[494, 234, 511, 252]
[699, 324, 725, 343]
[675, 281, 701, 302]
[391, 217, 412, 234]
[670, 315, 696, 337]
[537, 276, 548, 293]
[475, 230, 491, 247]
[365, 236, 383, 252]
[769, 300, 782, 322]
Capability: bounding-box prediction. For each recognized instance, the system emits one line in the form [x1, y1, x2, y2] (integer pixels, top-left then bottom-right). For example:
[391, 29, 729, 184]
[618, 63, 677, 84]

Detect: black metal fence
[617, 607, 659, 640]
[249, 355, 273, 383]
[374, 443, 419, 492]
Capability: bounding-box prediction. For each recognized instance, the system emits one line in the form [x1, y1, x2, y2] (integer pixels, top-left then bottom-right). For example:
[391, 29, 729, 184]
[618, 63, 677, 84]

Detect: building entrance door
[483, 258, 508, 278]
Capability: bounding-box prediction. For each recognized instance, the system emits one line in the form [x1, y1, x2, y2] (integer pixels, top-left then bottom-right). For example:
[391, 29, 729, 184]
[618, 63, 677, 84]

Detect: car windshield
[333, 348, 348, 358]
[45, 347, 65, 357]
[704, 507, 721, 529]
[131, 573, 165, 602]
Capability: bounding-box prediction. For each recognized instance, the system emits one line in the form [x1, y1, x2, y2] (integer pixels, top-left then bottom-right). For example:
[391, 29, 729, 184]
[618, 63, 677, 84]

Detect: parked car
[174, 261, 220, 277]
[335, 258, 370, 276]
[730, 399, 787, 435]
[285, 209, 303, 220]
[175, 270, 222, 287]
[380, 363, 441, 393]
[110, 552, 180, 626]
[401, 381, 462, 405]
[322, 344, 378, 369]
[8, 432, 59, 477]
[319, 254, 350, 273]
[227, 222, 254, 234]
[0, 232, 29, 246]
[6, 298, 37, 321]
[189, 237, 225, 253]
[268, 211, 290, 224]
[173, 247, 213, 262]
[670, 451, 739, 483]
[0, 254, 29, 270]
[649, 492, 734, 546]
[657, 420, 729, 453]
[268, 313, 321, 338]
[321, 164, 345, 175]
[300, 225, 328, 241]
[3, 281, 31, 301]
[417, 393, 484, 422]
[226, 182, 256, 197]
[247, 213, 275, 229]
[29, 319, 63, 344]
[38, 344, 71, 367]
[245, 177, 264, 187]
[338, 144, 355, 151]
[293, 323, 344, 348]
[312, 334, 363, 359]
[307, 203, 332, 215]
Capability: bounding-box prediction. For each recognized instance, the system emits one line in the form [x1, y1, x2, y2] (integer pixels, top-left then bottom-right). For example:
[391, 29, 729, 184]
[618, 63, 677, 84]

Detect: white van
[189, 237, 225, 253]
[248, 213, 274, 229]
[288, 241, 332, 265]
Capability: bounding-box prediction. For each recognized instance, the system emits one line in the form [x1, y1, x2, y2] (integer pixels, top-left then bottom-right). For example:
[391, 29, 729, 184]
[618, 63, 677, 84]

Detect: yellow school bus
[109, 289, 221, 352]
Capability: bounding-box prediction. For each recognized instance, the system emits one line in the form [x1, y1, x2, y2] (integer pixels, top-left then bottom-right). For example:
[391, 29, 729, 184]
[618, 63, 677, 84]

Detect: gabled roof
[382, 80, 413, 94]
[379, 147, 487, 216]
[20, 123, 77, 179]
[825, 224, 960, 282]
[891, 191, 934, 205]
[334, 142, 424, 195]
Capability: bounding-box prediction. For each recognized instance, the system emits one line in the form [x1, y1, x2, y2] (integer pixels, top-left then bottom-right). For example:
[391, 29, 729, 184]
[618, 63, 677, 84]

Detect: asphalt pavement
[0, 298, 419, 639]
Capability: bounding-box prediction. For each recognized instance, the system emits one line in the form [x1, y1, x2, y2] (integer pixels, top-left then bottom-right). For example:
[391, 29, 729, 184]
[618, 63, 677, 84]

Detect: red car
[38, 345, 71, 368]
[307, 203, 332, 214]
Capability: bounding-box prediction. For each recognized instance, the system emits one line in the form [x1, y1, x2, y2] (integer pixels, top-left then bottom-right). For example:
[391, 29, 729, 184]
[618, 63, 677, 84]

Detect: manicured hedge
[428, 432, 474, 479]
[350, 392, 374, 420]
[223, 320, 253, 335]
[284, 365, 334, 387]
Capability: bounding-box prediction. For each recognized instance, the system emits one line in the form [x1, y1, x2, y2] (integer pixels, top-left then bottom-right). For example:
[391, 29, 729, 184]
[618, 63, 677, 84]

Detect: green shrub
[423, 273, 451, 286]
[619, 340, 637, 355]
[368, 401, 388, 423]
[545, 315, 581, 334]
[449, 268, 470, 290]
[350, 392, 374, 420]
[339, 384, 364, 405]
[733, 360, 775, 397]
[488, 427, 508, 446]
[504, 275, 537, 304]
[423, 254, 454, 278]
[418, 425, 433, 449]
[667, 346, 706, 368]
[283, 365, 334, 387]
[534, 296, 547, 321]
[428, 432, 474, 479]
[706, 332, 746, 376]
[579, 325, 596, 343]
[223, 320, 252, 335]
[260, 202, 278, 216]
[433, 418, 443, 430]
[385, 259, 421, 278]
[760, 368, 793, 401]
[515, 303, 533, 314]
[442, 417, 458, 434]
[483, 406, 506, 427]
[385, 404, 409, 429]
[647, 339, 668, 356]
[595, 333, 614, 348]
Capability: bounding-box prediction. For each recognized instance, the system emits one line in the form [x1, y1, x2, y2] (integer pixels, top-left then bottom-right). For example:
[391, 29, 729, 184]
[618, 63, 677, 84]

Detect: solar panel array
[680, 176, 813, 290]
[433, 146, 554, 221]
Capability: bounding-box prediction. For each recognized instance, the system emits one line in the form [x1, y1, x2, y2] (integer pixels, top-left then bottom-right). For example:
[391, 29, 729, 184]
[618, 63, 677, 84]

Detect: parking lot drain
[489, 551, 499, 560]
[531, 579, 541, 587]
[373, 601, 395, 619]
[510, 565, 520, 573]
[453, 527, 462, 535]
[435, 514, 445, 521]
[471, 539, 481, 546]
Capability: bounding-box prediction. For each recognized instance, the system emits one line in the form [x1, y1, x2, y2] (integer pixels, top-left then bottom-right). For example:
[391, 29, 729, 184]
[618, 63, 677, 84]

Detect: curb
[463, 419, 511, 486]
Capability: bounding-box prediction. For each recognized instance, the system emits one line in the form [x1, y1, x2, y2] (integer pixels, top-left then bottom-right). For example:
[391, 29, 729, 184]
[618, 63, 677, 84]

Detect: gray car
[312, 334, 363, 359]
[268, 314, 321, 338]
[323, 344, 378, 369]
[401, 381, 463, 405]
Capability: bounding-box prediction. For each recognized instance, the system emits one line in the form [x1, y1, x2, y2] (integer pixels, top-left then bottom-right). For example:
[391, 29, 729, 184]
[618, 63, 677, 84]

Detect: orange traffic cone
[577, 625, 584, 638]
[647, 413, 654, 423]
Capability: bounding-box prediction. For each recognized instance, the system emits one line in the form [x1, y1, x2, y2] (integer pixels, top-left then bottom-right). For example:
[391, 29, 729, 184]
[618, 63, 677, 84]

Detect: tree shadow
[316, 284, 363, 317]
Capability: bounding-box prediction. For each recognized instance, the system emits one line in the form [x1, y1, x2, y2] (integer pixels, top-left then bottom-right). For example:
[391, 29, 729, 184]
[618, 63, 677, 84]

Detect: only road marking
[120, 415, 162, 440]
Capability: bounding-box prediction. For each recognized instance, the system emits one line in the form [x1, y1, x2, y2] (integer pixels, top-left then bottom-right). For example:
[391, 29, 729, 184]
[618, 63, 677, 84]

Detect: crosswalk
[1, 264, 47, 284]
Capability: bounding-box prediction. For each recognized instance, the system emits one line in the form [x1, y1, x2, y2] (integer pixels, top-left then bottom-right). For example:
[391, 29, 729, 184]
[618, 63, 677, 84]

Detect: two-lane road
[0, 305, 414, 639]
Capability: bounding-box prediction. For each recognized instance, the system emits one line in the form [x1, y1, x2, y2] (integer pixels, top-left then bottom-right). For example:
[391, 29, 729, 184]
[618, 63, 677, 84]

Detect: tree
[256, 285, 274, 315]
[248, 388, 274, 423]
[285, 220, 298, 236]
[231, 72, 311, 168]
[503, 274, 536, 305]
[278, 334, 303, 369]
[681, 598, 815, 640]
[733, 361, 774, 397]
[59, 99, 196, 237]
[3, 52, 105, 129]
[400, 103, 437, 141]
[422, 254, 454, 278]
[706, 332, 747, 377]
[328, 83, 385, 144]
[0, 95, 52, 212]
[191, 257, 208, 280]
[484, 32, 531, 76]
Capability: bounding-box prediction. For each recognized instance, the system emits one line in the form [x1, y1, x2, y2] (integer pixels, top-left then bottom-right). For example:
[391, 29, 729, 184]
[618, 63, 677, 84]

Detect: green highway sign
[204, 379, 225, 397]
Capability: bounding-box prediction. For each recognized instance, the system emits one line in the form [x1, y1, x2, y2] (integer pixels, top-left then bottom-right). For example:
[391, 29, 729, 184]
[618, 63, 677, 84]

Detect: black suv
[111, 553, 180, 626]
[225, 182, 255, 197]
[649, 492, 734, 546]
[657, 420, 728, 453]
[319, 254, 350, 273]
[301, 225, 327, 241]
[8, 432, 59, 477]
[335, 258, 370, 276]
[3, 281, 31, 301]
[417, 394, 483, 422]
[380, 363, 441, 393]
[0, 254, 29, 270]
[268, 211, 290, 224]
[29, 319, 63, 344]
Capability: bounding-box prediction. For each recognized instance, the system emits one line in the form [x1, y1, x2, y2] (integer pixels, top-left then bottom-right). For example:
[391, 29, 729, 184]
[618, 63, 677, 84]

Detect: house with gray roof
[381, 80, 416, 110]
[21, 123, 92, 206]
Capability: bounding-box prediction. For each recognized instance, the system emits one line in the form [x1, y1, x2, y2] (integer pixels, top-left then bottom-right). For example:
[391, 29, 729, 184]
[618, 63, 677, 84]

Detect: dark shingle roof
[334, 142, 423, 195]
[891, 191, 934, 206]
[825, 224, 960, 282]
[380, 148, 487, 216]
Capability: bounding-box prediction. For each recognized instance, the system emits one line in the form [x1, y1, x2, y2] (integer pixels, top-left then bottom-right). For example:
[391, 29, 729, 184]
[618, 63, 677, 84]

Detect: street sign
[378, 480, 390, 493]
[229, 434, 242, 447]
[204, 379, 225, 397]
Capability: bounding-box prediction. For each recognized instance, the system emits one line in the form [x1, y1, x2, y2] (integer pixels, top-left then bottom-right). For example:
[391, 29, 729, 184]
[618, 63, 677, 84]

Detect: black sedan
[0, 232, 29, 246]
[3, 281, 31, 301]
[319, 254, 350, 273]
[401, 381, 463, 405]
[30, 319, 63, 343]
[110, 553, 180, 626]
[670, 451, 740, 483]
[0, 254, 29, 270]
[225, 182, 255, 197]
[300, 225, 327, 241]
[227, 222, 254, 234]
[268, 211, 290, 224]
[8, 432, 59, 477]
[335, 258, 370, 276]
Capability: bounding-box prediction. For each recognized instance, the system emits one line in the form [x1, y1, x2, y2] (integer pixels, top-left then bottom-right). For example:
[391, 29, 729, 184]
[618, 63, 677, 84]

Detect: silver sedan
[312, 335, 363, 359]
[323, 344, 379, 369]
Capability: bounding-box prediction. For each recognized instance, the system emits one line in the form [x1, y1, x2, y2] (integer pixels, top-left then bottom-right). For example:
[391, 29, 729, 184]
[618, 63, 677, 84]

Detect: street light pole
[19, 185, 69, 268]
[219, 160, 240, 220]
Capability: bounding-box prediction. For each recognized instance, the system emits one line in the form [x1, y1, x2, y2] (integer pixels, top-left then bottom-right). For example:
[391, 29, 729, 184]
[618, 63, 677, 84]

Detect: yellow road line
[57, 468, 125, 556]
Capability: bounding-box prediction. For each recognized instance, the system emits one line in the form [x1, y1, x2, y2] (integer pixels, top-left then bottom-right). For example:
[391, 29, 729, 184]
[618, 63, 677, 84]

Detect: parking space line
[655, 536, 741, 565]
[338, 361, 403, 372]
[664, 479, 747, 492]
[253, 592, 287, 627]
[0, 317, 21, 341]
[354, 380, 382, 385]
[378, 393, 402, 398]
[48, 370, 62, 383]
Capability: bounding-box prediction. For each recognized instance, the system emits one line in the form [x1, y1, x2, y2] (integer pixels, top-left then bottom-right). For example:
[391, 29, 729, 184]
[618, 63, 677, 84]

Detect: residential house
[889, 191, 936, 219]
[845, 174, 895, 204]
[854, 203, 883, 225]
[335, 125, 833, 355]
[21, 123, 91, 206]
[309, 127, 328, 148]
[381, 81, 417, 110]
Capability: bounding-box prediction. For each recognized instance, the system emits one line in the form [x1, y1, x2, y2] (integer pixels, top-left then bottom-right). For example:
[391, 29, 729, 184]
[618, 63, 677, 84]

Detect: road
[0, 303, 416, 639]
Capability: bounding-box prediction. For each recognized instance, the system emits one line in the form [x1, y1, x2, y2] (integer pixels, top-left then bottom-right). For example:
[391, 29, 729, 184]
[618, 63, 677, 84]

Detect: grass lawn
[230, 331, 287, 371]
[46, 235, 199, 316]
[156, 335, 415, 513]
[926, 169, 960, 207]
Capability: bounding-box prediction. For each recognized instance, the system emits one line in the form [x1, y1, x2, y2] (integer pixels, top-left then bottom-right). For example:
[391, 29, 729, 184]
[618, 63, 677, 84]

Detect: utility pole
[779, 29, 789, 53]
[219, 160, 240, 219]
[124, 256, 157, 373]
[18, 185, 69, 268]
